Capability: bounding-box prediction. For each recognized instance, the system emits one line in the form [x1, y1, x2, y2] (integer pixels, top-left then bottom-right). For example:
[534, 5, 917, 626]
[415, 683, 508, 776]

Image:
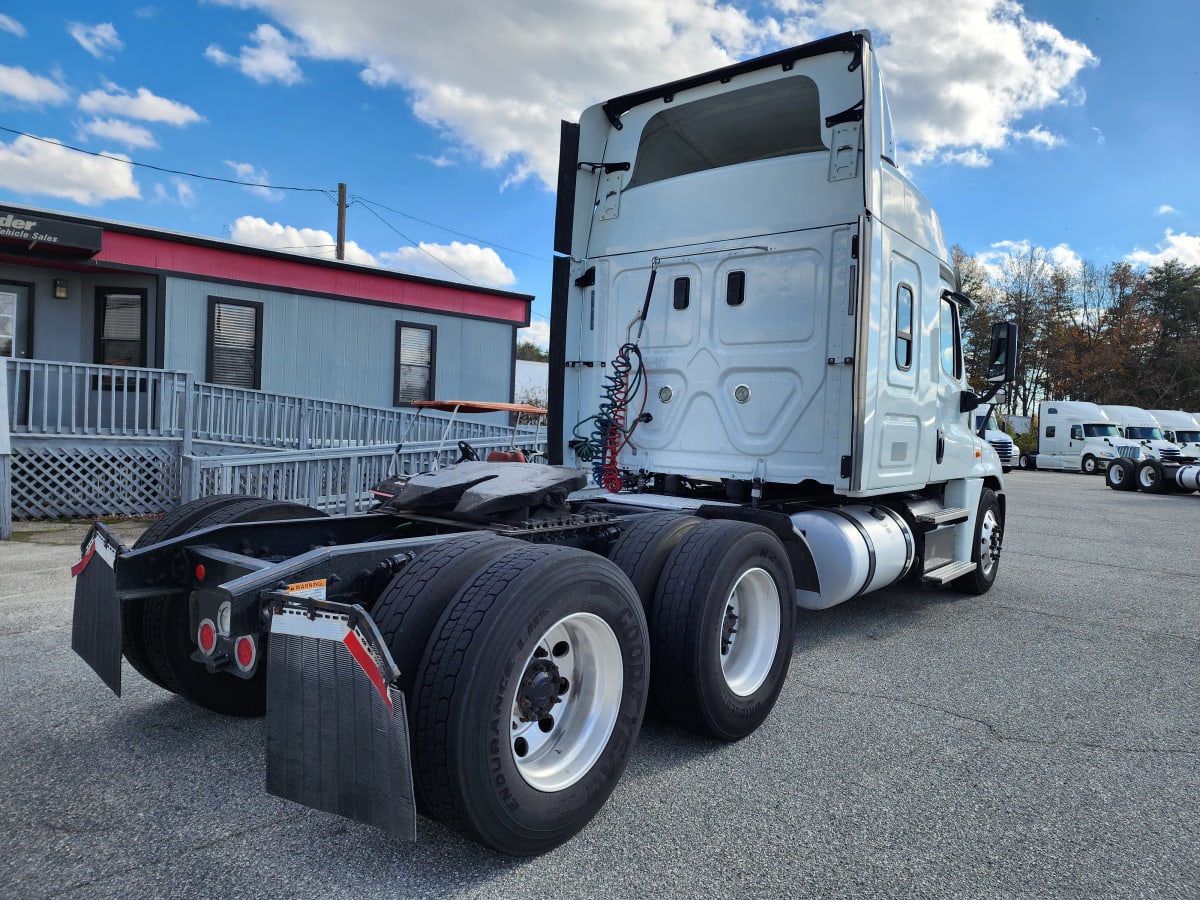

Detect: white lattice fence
[10, 439, 180, 519]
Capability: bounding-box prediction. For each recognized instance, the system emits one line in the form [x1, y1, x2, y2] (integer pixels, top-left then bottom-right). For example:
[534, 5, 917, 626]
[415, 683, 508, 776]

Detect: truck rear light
[235, 635, 257, 671]
[197, 619, 217, 655]
[195, 564, 206, 582]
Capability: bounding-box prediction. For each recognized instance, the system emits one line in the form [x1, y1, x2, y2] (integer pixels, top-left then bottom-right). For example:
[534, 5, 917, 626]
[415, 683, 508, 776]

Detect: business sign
[0, 207, 103, 258]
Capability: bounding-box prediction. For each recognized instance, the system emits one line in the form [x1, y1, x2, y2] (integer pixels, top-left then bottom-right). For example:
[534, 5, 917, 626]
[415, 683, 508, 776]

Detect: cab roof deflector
[601, 31, 866, 129]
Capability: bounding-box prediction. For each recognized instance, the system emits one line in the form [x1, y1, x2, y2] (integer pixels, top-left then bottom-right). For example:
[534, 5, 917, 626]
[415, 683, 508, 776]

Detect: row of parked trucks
[1019, 401, 1200, 493]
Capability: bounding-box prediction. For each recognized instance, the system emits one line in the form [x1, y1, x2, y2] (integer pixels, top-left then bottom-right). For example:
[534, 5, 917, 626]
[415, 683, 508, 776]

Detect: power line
[352, 196, 551, 262]
[355, 201, 477, 285]
[0, 123, 551, 265]
[0, 125, 332, 194]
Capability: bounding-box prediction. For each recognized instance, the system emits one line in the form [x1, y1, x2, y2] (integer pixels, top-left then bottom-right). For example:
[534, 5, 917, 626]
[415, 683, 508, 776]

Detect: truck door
[930, 284, 975, 481]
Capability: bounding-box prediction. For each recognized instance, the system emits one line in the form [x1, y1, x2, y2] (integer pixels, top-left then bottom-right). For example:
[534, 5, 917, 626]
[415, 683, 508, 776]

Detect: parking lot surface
[1, 471, 1197, 898]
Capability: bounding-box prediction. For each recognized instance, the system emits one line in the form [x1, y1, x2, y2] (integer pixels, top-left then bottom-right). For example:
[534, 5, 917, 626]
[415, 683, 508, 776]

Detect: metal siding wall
[162, 277, 514, 411]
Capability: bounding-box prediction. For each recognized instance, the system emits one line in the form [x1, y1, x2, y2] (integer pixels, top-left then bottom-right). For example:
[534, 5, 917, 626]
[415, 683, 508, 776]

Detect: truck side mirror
[987, 321, 1018, 384]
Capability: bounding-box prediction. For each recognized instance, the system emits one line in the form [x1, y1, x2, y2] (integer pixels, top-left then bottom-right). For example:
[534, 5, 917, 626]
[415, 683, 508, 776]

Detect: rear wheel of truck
[1081, 455, 1098, 475]
[371, 531, 524, 702]
[1137, 459, 1167, 493]
[410, 544, 648, 856]
[607, 512, 704, 609]
[954, 488, 1002, 595]
[123, 494, 262, 690]
[142, 498, 327, 717]
[1106, 457, 1136, 490]
[648, 519, 795, 741]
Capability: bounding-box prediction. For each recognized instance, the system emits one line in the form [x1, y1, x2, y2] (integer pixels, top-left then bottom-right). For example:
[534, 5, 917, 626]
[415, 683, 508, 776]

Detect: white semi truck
[975, 408, 1014, 472]
[1019, 400, 1129, 474]
[1147, 409, 1200, 458]
[1100, 405, 1182, 463]
[70, 31, 1017, 856]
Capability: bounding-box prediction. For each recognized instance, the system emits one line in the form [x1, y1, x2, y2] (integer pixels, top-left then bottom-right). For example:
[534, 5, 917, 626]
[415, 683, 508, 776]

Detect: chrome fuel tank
[790, 505, 915, 609]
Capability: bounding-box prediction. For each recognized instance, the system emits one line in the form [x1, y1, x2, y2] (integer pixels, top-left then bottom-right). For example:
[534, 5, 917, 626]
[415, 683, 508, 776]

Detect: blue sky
[2, 1, 1198, 347]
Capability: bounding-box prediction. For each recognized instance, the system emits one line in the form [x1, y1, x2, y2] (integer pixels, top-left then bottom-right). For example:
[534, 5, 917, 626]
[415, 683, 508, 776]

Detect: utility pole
[336, 182, 347, 260]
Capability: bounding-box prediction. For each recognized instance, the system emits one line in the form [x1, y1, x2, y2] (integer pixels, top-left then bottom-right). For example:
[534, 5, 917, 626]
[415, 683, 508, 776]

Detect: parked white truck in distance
[975, 409, 1014, 472]
[1100, 405, 1182, 463]
[1147, 410, 1200, 459]
[1019, 401, 1126, 474]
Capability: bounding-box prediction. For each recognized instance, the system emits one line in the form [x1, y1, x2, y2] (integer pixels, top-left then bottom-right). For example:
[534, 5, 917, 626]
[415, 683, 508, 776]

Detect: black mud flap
[265, 598, 417, 841]
[70, 523, 126, 695]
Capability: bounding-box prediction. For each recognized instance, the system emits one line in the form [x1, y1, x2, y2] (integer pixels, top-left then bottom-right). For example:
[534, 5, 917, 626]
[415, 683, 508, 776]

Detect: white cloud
[0, 13, 26, 37]
[68, 22, 124, 58]
[974, 238, 1081, 282]
[1126, 231, 1200, 268]
[208, 0, 1095, 186]
[205, 24, 303, 85]
[418, 153, 456, 168]
[380, 241, 517, 287]
[1047, 242, 1082, 272]
[79, 117, 158, 149]
[1156, 205, 1176, 216]
[1091, 126, 1105, 144]
[78, 84, 203, 126]
[229, 215, 378, 264]
[519, 320, 551, 350]
[230, 216, 517, 285]
[0, 133, 139, 205]
[1016, 125, 1063, 148]
[153, 176, 196, 207]
[942, 149, 993, 168]
[224, 161, 285, 201]
[0, 65, 70, 105]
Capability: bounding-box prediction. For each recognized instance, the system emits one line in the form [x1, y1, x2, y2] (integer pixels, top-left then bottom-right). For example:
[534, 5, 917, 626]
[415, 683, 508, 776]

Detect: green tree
[516, 339, 549, 362]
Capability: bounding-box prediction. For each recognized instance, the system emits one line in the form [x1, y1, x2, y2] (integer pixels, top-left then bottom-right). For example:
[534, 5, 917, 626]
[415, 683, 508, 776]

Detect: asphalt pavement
[0, 471, 1197, 898]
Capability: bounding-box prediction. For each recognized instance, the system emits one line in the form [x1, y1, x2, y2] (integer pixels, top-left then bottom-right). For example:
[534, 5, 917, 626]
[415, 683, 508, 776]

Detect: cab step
[914, 507, 969, 527]
[921, 560, 978, 585]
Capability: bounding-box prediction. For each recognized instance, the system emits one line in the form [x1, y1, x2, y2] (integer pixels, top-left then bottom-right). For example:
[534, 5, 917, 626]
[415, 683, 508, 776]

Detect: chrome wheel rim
[979, 507, 1001, 578]
[510, 612, 622, 792]
[718, 567, 780, 697]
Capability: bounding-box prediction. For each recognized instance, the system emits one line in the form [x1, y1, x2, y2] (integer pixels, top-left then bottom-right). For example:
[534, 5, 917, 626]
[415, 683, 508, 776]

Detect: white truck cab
[1100, 405, 1182, 463]
[974, 408, 1014, 472]
[1026, 401, 1129, 474]
[1148, 410, 1200, 461]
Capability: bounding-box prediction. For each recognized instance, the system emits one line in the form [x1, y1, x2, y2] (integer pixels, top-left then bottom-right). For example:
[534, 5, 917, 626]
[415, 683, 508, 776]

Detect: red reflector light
[195, 564, 206, 582]
[197, 620, 217, 655]
[235, 636, 256, 671]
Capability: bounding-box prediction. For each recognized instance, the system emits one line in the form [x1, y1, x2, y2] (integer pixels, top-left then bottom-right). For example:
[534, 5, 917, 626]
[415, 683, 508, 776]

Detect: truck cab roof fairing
[601, 32, 868, 129]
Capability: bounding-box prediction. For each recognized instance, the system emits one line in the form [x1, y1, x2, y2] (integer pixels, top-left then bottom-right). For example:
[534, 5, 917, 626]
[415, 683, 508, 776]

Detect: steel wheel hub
[510, 612, 622, 792]
[718, 567, 780, 698]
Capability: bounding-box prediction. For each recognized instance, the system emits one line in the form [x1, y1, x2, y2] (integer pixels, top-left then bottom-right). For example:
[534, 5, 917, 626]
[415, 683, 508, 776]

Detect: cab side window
[939, 295, 962, 380]
[895, 284, 913, 370]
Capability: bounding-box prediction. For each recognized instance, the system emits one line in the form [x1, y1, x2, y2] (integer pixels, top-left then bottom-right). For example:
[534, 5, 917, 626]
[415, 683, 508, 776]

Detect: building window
[207, 297, 263, 389]
[95, 289, 147, 368]
[0, 291, 15, 358]
[894, 284, 913, 370]
[394, 322, 435, 405]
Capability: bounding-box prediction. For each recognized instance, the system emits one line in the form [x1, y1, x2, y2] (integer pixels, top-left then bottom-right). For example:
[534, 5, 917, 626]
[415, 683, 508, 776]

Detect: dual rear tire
[377, 516, 797, 855]
[127, 496, 327, 716]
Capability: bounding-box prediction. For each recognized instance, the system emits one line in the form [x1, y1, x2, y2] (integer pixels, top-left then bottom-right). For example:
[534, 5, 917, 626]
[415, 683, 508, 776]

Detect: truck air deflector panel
[266, 601, 416, 841]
